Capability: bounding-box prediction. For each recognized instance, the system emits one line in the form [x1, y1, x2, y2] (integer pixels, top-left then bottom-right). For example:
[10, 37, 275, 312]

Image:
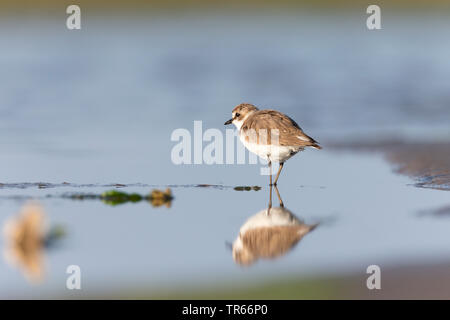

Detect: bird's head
[224, 103, 258, 130]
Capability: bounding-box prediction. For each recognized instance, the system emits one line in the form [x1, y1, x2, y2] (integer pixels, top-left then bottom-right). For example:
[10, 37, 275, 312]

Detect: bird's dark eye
[235, 113, 241, 117]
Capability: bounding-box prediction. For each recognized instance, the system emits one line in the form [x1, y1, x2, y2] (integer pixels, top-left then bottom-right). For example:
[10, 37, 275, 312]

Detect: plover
[224, 103, 321, 185]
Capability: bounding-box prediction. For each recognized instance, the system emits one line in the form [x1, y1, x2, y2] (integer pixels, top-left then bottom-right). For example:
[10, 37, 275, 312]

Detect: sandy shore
[87, 260, 450, 300]
[328, 141, 450, 191]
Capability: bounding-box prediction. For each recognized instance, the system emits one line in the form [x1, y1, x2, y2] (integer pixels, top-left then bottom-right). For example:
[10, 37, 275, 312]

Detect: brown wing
[241, 225, 314, 260]
[242, 110, 321, 148]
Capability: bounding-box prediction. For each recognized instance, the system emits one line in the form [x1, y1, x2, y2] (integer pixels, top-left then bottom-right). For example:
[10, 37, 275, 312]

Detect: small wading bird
[224, 103, 321, 185]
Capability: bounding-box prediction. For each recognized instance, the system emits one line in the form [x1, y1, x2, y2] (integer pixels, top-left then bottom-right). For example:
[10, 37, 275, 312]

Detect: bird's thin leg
[274, 185, 284, 208]
[268, 160, 273, 186]
[273, 162, 284, 186]
[267, 183, 273, 215]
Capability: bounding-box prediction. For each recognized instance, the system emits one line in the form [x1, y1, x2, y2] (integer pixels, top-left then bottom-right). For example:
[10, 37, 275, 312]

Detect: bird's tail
[297, 132, 322, 150]
[310, 143, 322, 150]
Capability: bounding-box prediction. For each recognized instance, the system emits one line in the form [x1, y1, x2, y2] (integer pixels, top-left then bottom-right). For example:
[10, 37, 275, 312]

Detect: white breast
[239, 131, 301, 163]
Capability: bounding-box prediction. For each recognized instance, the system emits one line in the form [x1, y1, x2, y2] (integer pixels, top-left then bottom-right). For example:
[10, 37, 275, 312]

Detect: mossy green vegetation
[64, 188, 174, 207]
[101, 190, 143, 206]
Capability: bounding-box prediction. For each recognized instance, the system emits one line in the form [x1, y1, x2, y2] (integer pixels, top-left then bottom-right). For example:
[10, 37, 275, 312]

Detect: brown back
[241, 109, 321, 148]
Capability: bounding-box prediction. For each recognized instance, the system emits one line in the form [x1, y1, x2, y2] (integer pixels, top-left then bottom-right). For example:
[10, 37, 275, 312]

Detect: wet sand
[86, 260, 450, 300]
[352, 262, 450, 299]
[419, 205, 450, 218]
[328, 141, 450, 191]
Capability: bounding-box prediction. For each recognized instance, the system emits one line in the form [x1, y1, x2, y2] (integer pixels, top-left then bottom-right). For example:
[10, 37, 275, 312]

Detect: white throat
[233, 119, 244, 130]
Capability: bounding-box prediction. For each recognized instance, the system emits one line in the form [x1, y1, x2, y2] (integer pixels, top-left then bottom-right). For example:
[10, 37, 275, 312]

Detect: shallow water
[1, 150, 450, 298]
[1, 12, 450, 297]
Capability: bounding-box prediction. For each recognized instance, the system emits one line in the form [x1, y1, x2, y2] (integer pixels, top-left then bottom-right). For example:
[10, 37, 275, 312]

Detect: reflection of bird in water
[231, 186, 317, 266]
[3, 202, 46, 283]
[2, 202, 65, 283]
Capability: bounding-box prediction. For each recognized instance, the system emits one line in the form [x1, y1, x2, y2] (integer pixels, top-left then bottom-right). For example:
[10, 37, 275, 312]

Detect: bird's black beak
[224, 119, 233, 125]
